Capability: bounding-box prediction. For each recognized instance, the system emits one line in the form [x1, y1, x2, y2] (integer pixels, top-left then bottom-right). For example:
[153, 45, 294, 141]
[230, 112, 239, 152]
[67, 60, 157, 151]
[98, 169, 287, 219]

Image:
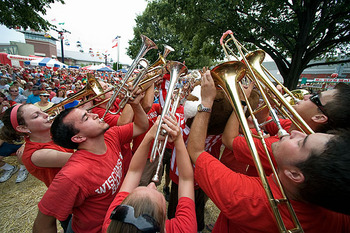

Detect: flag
[58, 22, 65, 25]
[112, 36, 119, 43]
[112, 41, 118, 48]
[112, 36, 119, 48]
[51, 18, 57, 22]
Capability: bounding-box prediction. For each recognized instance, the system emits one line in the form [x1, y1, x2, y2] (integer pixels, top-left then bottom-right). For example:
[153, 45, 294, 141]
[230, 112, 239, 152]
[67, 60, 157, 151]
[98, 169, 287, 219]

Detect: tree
[130, 0, 350, 89]
[127, 0, 214, 68]
[0, 0, 64, 31]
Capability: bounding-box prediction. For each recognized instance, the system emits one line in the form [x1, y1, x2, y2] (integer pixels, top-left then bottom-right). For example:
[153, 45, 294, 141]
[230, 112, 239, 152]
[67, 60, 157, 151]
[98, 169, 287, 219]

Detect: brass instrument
[101, 35, 158, 119]
[149, 61, 188, 182]
[283, 89, 310, 105]
[151, 68, 201, 182]
[117, 44, 175, 111]
[138, 44, 174, 91]
[214, 30, 313, 233]
[45, 73, 104, 119]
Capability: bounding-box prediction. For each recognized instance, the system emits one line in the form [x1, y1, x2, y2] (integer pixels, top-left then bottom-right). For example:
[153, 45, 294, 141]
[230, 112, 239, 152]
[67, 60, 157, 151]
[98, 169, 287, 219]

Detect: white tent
[24, 57, 68, 68]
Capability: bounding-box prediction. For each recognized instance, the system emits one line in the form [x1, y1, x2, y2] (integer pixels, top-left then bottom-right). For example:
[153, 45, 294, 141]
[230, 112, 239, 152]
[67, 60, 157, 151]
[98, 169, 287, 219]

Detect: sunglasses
[309, 93, 327, 116]
[110, 205, 160, 233]
[40, 95, 49, 98]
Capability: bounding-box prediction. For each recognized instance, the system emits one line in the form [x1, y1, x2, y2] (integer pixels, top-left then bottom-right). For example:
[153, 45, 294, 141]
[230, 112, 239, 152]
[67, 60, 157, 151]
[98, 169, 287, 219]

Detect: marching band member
[32, 91, 148, 233]
[187, 70, 350, 233]
[103, 114, 196, 233]
[222, 82, 350, 176]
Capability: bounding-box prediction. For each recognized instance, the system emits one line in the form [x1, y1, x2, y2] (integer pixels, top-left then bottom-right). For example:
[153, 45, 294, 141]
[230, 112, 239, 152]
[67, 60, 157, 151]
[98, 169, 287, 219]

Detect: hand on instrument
[201, 69, 216, 107]
[128, 91, 145, 105]
[147, 116, 162, 140]
[161, 113, 181, 143]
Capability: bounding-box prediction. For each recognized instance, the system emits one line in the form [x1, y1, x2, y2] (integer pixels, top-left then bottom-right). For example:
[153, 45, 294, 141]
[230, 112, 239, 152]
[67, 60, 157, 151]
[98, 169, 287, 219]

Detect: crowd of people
[0, 61, 350, 233]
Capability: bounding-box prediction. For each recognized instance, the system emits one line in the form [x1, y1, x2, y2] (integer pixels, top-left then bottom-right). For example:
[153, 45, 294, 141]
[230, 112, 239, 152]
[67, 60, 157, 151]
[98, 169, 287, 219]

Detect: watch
[197, 104, 212, 113]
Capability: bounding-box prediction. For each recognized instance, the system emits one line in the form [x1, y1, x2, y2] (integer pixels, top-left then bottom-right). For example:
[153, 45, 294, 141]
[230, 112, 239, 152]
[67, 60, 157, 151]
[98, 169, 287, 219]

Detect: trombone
[45, 73, 105, 120]
[213, 30, 313, 233]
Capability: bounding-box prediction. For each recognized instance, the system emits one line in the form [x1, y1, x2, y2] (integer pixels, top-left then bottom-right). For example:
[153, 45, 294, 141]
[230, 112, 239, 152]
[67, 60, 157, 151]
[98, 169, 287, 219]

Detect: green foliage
[129, 0, 350, 89]
[113, 62, 122, 71]
[0, 0, 64, 31]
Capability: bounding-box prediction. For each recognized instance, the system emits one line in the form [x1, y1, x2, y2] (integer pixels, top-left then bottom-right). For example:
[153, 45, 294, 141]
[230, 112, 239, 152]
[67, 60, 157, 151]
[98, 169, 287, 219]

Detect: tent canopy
[68, 65, 80, 69]
[117, 68, 127, 73]
[97, 66, 114, 72]
[24, 57, 68, 68]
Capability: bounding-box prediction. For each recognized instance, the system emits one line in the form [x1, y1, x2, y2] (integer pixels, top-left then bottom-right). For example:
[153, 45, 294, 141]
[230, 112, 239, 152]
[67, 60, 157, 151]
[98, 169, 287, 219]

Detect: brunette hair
[0, 104, 27, 143]
[107, 192, 166, 233]
[50, 108, 79, 149]
[296, 129, 350, 215]
[317, 83, 350, 132]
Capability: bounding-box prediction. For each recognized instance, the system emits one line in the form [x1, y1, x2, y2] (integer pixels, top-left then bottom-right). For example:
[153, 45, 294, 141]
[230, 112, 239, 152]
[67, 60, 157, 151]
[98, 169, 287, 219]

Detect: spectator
[51, 89, 66, 104]
[34, 91, 54, 111]
[63, 90, 79, 109]
[26, 86, 41, 104]
[6, 85, 27, 104]
[23, 82, 34, 97]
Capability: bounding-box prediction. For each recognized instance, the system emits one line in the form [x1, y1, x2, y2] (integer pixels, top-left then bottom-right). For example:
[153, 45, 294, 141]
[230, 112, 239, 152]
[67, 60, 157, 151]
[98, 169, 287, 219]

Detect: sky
[43, 0, 148, 65]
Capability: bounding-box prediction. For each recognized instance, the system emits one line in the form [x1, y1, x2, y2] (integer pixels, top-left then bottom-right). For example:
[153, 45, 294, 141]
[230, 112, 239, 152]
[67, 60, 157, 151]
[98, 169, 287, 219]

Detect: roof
[57, 49, 105, 63]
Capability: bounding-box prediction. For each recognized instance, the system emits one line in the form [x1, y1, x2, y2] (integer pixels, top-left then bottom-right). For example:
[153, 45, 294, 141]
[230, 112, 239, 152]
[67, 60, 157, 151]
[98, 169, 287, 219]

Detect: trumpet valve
[160, 128, 167, 136]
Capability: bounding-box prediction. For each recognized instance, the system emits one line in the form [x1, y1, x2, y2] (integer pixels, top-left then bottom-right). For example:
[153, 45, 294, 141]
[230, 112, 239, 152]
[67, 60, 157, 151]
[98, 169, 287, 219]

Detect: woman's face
[58, 90, 64, 97]
[21, 105, 52, 133]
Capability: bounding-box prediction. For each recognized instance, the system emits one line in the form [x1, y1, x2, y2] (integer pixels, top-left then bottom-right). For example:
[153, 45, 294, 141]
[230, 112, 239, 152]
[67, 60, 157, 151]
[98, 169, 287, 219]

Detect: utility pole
[52, 28, 71, 63]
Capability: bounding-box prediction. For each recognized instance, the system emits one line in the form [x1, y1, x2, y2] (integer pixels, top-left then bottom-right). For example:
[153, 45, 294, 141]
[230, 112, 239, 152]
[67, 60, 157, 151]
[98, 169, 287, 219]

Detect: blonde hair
[107, 191, 165, 233]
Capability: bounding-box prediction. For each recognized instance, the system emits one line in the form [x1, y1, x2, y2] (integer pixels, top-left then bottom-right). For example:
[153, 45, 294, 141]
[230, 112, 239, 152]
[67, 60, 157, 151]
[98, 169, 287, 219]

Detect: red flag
[112, 36, 119, 48]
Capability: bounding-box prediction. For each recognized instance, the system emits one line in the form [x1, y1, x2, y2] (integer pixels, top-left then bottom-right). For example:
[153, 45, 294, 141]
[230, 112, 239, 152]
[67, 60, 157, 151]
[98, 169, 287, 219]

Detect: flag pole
[117, 36, 121, 72]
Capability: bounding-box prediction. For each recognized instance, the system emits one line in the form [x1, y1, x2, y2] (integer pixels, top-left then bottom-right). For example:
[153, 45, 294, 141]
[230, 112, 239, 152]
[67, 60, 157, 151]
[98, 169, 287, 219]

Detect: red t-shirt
[232, 118, 292, 175]
[92, 100, 132, 177]
[38, 124, 133, 233]
[169, 125, 222, 186]
[92, 101, 121, 127]
[102, 191, 197, 233]
[21, 138, 74, 187]
[195, 152, 350, 233]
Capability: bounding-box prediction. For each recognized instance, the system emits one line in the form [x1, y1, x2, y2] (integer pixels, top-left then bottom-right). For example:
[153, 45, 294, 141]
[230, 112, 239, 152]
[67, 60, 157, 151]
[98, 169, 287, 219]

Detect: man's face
[63, 108, 109, 139]
[293, 89, 336, 123]
[272, 131, 333, 168]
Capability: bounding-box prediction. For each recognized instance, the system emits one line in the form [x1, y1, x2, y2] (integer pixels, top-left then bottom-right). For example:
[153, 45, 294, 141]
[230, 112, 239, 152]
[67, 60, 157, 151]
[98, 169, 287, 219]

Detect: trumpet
[151, 68, 201, 182]
[214, 30, 312, 233]
[117, 44, 175, 111]
[149, 61, 188, 182]
[101, 35, 157, 120]
[137, 44, 174, 91]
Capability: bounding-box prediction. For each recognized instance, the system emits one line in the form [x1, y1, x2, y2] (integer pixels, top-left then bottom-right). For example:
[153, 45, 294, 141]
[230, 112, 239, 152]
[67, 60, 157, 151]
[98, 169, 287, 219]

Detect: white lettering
[95, 153, 123, 195]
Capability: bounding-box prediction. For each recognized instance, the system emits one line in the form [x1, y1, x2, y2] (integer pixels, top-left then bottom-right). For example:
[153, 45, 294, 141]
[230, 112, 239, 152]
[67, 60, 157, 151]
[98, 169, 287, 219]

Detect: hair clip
[110, 204, 160, 233]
